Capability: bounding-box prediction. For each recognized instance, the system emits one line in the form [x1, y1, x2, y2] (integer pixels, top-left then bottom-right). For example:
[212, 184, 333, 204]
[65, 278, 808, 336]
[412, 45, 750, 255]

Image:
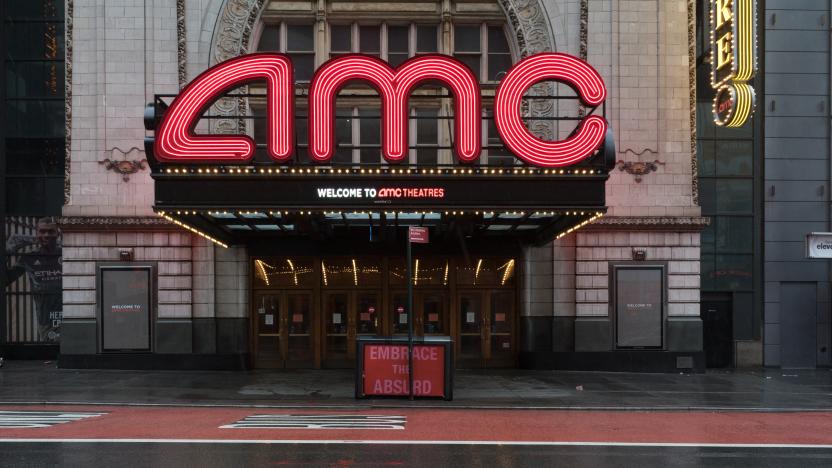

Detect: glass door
[391, 291, 448, 337]
[488, 291, 514, 367]
[391, 291, 410, 336]
[253, 292, 284, 368]
[420, 291, 448, 335]
[355, 291, 380, 339]
[323, 292, 350, 367]
[322, 291, 381, 368]
[457, 291, 485, 366]
[285, 292, 313, 368]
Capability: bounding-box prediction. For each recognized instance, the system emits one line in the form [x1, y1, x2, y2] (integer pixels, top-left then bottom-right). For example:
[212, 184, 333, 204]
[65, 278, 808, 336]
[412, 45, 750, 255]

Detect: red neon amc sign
[155, 52, 607, 168]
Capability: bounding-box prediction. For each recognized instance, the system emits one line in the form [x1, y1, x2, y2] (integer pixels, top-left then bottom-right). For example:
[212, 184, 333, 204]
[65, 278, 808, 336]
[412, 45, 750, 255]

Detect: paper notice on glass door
[399, 313, 408, 324]
[332, 313, 342, 324]
[466, 312, 476, 324]
[265, 314, 274, 325]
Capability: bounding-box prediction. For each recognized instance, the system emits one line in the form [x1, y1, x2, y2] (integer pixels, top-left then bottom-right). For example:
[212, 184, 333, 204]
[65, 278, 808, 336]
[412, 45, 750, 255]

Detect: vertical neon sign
[710, 0, 757, 127]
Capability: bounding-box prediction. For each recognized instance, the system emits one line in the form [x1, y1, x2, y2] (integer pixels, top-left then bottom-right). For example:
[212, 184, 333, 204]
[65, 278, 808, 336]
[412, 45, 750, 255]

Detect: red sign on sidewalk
[409, 226, 429, 244]
[362, 344, 445, 397]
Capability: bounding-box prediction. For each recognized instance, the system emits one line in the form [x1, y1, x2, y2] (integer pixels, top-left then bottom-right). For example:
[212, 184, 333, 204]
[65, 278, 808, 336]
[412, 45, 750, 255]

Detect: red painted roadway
[1, 405, 831, 445]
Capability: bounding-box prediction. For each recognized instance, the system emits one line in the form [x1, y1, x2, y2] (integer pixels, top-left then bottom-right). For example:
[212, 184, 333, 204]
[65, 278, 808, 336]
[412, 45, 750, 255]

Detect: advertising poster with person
[4, 217, 63, 343]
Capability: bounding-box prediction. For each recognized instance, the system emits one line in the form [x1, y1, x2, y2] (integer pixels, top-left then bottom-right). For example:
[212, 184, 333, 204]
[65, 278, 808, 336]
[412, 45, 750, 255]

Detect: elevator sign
[806, 232, 832, 259]
[710, 0, 757, 127]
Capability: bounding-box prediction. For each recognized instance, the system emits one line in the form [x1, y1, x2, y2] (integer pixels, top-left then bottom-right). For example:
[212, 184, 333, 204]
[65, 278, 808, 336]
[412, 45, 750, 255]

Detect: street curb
[1, 400, 831, 413]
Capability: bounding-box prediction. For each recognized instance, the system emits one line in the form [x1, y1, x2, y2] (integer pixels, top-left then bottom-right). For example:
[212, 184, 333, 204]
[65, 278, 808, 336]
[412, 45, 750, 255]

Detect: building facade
[18, 0, 829, 371]
[1, 0, 66, 356]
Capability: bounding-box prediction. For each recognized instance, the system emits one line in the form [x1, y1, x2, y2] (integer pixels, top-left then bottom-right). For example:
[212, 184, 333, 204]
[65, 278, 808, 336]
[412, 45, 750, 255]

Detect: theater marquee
[145, 51, 614, 248]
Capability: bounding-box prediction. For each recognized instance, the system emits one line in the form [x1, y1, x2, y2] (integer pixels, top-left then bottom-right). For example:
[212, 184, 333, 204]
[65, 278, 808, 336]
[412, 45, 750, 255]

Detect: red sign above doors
[408, 226, 429, 244]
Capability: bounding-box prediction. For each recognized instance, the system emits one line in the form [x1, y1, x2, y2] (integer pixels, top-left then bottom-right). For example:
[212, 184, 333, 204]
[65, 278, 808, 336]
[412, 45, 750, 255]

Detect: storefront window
[389, 257, 449, 286]
[321, 257, 381, 288]
[456, 258, 515, 287]
[253, 258, 315, 288]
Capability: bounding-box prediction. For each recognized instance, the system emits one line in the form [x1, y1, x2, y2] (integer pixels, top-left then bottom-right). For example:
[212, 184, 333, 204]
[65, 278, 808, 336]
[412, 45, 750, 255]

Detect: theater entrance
[457, 290, 516, 368]
[252, 291, 315, 369]
[250, 255, 517, 369]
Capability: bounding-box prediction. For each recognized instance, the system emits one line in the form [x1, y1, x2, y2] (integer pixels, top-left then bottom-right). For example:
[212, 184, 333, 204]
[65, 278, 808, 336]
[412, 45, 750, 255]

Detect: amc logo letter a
[154, 52, 607, 168]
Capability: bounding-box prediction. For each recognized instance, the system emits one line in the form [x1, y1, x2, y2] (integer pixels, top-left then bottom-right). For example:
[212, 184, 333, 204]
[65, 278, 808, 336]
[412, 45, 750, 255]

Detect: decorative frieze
[59, 217, 177, 232]
[585, 216, 710, 232]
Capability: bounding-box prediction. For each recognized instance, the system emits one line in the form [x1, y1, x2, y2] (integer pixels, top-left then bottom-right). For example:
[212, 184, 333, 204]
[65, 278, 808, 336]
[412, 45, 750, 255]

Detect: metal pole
[406, 234, 414, 400]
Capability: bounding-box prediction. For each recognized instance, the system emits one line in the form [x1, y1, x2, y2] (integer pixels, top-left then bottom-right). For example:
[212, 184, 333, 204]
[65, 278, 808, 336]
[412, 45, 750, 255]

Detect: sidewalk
[0, 360, 830, 411]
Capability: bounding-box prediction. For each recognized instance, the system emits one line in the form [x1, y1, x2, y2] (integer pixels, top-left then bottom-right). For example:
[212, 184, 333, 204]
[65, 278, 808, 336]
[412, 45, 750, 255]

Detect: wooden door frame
[320, 289, 352, 368]
[250, 290, 285, 369]
[485, 289, 516, 368]
[419, 289, 451, 337]
[455, 289, 487, 368]
[283, 290, 316, 368]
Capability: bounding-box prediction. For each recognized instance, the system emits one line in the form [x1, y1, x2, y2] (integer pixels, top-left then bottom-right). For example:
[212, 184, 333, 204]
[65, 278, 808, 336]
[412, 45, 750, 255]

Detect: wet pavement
[1, 362, 831, 467]
[0, 360, 830, 410]
[2, 442, 831, 468]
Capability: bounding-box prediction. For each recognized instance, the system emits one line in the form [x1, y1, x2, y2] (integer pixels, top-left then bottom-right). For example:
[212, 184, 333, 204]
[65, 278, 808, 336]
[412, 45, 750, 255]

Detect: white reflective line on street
[220, 414, 406, 429]
[0, 439, 831, 449]
[0, 411, 107, 428]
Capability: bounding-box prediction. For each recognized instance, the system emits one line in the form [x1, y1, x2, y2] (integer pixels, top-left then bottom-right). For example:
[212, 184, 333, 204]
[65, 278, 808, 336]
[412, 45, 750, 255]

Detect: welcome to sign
[153, 52, 608, 168]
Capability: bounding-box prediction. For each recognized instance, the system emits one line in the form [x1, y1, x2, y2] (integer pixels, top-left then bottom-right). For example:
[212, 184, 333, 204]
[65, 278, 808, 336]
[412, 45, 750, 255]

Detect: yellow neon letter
[715, 0, 733, 29]
[716, 32, 733, 70]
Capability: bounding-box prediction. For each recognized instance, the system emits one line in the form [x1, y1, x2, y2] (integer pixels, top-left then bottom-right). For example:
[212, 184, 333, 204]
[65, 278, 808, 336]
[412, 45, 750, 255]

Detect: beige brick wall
[588, 0, 698, 217]
[575, 230, 701, 318]
[62, 230, 194, 319]
[66, 0, 222, 216]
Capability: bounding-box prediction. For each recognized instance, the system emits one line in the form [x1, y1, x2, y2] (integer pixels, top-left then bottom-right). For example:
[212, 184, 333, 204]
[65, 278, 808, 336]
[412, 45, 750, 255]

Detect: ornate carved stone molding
[177, 0, 187, 89]
[497, 0, 557, 139]
[59, 217, 177, 232]
[616, 159, 665, 183]
[64, 0, 74, 205]
[579, 0, 588, 60]
[209, 0, 266, 134]
[687, 0, 699, 205]
[584, 216, 711, 232]
[99, 147, 148, 182]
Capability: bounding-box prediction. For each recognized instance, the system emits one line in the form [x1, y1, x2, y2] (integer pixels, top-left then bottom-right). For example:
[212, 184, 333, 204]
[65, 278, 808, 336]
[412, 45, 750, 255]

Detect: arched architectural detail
[207, 0, 559, 138]
[497, 0, 558, 140]
[208, 0, 267, 134]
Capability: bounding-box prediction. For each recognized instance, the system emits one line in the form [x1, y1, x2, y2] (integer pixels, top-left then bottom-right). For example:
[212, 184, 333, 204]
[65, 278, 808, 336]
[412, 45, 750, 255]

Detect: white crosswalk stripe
[0, 411, 107, 429]
[220, 414, 406, 430]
